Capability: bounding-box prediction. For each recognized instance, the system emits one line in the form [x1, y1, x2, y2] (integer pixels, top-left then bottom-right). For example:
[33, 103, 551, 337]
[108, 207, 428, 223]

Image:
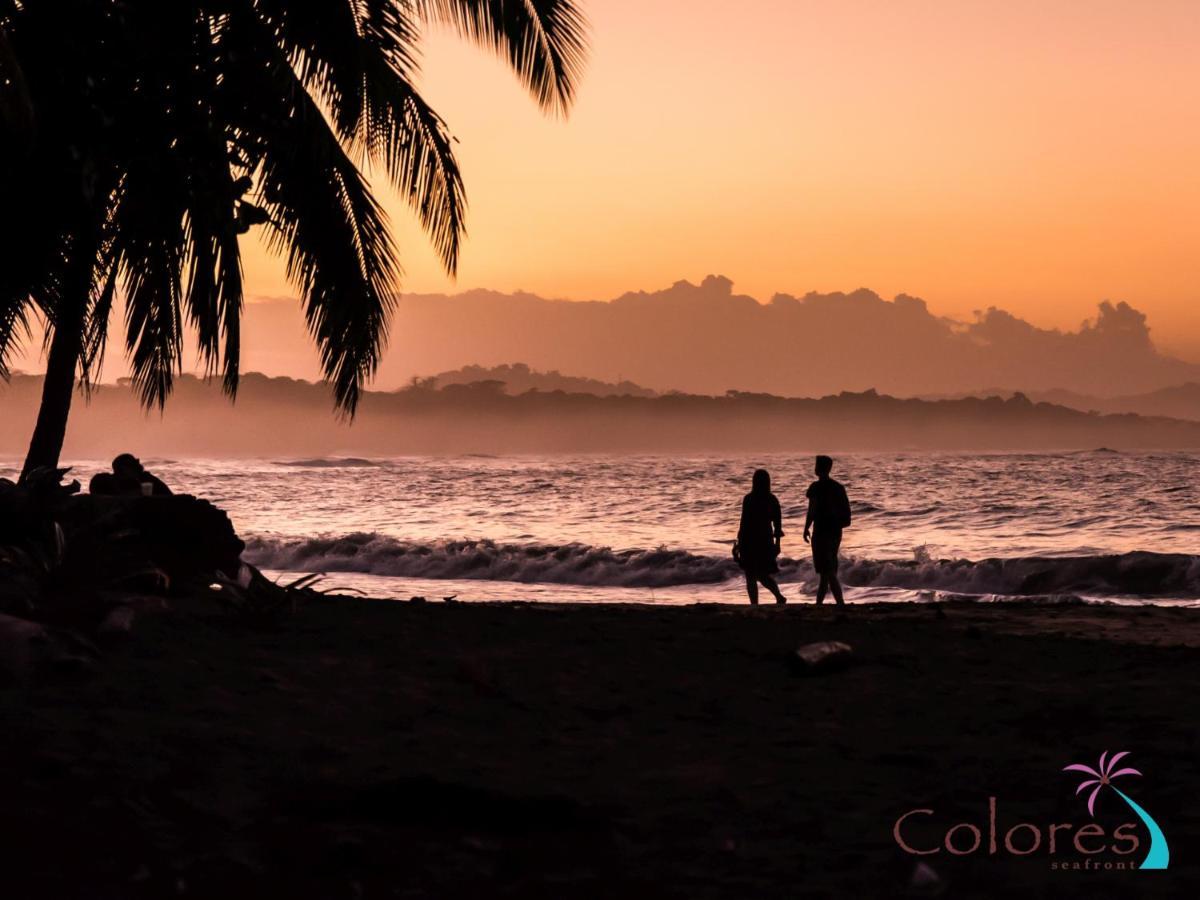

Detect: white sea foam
[244, 533, 1200, 598]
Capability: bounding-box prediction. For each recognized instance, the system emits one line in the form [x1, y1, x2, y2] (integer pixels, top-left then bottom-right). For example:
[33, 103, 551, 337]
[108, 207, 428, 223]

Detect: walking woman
[735, 468, 787, 604]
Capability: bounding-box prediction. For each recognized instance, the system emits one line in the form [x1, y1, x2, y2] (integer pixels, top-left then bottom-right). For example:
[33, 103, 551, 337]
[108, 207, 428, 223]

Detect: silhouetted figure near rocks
[804, 456, 850, 607]
[89, 453, 173, 497]
[736, 469, 787, 605]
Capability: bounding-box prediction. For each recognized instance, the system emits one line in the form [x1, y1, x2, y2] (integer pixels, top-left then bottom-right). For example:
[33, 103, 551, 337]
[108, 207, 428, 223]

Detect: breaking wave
[245, 534, 752, 587]
[277, 457, 382, 468]
[841, 552, 1200, 598]
[243, 534, 1200, 597]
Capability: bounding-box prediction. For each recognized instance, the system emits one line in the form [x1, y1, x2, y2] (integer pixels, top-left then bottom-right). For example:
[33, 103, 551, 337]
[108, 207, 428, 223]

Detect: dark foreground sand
[3, 598, 1198, 899]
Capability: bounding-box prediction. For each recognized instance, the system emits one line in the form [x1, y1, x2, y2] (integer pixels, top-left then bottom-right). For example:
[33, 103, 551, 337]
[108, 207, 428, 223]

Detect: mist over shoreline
[5, 372, 1200, 458]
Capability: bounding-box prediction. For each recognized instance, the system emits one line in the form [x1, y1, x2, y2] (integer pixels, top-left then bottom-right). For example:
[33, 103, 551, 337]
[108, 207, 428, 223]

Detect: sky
[238, 0, 1200, 360]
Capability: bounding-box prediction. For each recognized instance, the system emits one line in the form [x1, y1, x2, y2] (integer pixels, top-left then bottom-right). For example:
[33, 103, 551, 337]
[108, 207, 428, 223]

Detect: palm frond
[252, 0, 464, 273]
[232, 16, 399, 414]
[0, 292, 33, 379]
[250, 0, 379, 137]
[110, 165, 188, 408]
[179, 134, 246, 397]
[361, 55, 466, 272]
[261, 147, 397, 413]
[78, 257, 117, 396]
[414, 0, 589, 116]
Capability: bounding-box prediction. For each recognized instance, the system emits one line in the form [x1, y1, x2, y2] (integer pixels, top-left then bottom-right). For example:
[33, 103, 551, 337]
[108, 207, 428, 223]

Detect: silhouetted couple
[735, 456, 851, 606]
[89, 453, 173, 498]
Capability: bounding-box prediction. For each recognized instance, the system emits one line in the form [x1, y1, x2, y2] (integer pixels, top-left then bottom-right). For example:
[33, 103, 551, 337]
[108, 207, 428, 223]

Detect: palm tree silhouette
[1063, 751, 1169, 869]
[0, 0, 588, 475]
[0, 16, 31, 140]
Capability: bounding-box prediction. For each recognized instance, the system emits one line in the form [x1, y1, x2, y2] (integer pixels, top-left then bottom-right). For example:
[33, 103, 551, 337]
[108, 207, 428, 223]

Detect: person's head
[751, 468, 771, 494]
[112, 453, 143, 478]
[815, 455, 834, 478]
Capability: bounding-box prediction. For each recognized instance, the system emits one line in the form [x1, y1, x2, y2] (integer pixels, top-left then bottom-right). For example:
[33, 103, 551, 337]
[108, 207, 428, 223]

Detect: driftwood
[792, 640, 855, 674]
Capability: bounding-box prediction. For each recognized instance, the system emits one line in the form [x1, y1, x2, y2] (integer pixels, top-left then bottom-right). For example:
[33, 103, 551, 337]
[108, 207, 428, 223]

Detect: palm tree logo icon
[1063, 752, 1169, 870]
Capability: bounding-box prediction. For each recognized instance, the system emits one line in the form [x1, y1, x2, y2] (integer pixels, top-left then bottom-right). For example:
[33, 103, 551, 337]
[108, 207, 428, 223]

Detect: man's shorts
[811, 528, 842, 575]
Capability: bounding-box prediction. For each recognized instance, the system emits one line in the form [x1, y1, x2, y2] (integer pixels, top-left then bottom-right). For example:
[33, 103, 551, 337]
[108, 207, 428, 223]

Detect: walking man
[803, 455, 851, 607]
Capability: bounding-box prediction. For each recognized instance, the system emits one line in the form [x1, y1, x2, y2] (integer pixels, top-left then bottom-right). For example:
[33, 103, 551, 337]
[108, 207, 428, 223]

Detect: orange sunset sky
[53, 1, 1200, 363]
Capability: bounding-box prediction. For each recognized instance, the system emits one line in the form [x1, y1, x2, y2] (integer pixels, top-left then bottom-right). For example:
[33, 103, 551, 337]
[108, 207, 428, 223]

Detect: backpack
[835, 484, 852, 528]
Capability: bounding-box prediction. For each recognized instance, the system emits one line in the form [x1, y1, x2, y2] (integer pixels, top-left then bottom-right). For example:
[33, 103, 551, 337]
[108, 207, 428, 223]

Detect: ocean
[10, 452, 1200, 606]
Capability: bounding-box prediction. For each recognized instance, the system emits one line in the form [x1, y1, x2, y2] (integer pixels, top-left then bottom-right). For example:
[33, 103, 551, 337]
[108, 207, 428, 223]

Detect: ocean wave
[277, 457, 382, 468]
[920, 592, 1090, 605]
[243, 535, 1200, 597]
[244, 534, 754, 588]
[842, 552, 1200, 597]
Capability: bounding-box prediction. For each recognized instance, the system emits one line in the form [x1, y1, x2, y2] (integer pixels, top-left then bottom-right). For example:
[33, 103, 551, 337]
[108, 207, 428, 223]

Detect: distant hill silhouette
[5, 373, 1200, 457]
[1032, 383, 1200, 422]
[926, 382, 1200, 422]
[419, 363, 656, 397]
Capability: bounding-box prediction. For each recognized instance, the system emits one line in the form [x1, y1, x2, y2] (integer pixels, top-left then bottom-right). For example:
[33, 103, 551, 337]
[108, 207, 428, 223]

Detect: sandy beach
[6, 2, 1200, 897]
[3, 597, 1197, 898]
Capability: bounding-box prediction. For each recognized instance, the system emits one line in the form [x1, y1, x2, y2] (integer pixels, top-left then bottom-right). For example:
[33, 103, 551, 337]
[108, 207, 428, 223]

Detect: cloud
[9, 277, 1194, 397]
[371, 278, 1197, 396]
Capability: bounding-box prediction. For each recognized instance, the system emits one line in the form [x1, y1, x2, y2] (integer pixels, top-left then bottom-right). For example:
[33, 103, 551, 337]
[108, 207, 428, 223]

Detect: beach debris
[908, 861, 945, 895]
[0, 612, 96, 683]
[98, 605, 136, 636]
[0, 612, 46, 682]
[213, 564, 308, 621]
[443, 594, 458, 603]
[792, 640, 854, 674]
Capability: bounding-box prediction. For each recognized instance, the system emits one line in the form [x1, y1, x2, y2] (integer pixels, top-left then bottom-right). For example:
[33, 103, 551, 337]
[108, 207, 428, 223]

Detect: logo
[1063, 751, 1169, 870]
[892, 750, 1169, 872]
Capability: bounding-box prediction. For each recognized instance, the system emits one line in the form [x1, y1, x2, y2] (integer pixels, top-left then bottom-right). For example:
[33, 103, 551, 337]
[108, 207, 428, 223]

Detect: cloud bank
[10, 276, 1196, 398]
[371, 276, 1198, 397]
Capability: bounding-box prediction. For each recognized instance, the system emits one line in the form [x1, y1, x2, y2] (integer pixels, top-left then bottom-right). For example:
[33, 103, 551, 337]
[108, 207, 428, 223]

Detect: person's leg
[761, 575, 786, 604]
[744, 574, 759, 605]
[829, 532, 845, 607]
[829, 574, 845, 606]
[813, 532, 829, 605]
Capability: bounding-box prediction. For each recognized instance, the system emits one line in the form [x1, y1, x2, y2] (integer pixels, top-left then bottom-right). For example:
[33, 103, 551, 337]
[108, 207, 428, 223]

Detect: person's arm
[148, 474, 173, 496]
[772, 497, 783, 552]
[804, 490, 814, 543]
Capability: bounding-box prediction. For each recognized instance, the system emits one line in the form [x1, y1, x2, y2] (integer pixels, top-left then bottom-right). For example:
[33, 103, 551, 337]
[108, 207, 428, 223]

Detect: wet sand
[3, 598, 1198, 898]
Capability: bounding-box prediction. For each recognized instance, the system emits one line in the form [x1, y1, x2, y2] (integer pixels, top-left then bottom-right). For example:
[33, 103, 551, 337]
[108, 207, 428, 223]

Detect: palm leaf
[413, 0, 589, 116]
[110, 161, 188, 408]
[254, 0, 465, 273]
[178, 122, 246, 397]
[360, 55, 466, 272]
[79, 256, 118, 396]
[230, 13, 399, 414]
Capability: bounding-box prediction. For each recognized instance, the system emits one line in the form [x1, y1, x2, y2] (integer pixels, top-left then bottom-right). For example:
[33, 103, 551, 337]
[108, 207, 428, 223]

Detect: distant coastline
[5, 372, 1200, 456]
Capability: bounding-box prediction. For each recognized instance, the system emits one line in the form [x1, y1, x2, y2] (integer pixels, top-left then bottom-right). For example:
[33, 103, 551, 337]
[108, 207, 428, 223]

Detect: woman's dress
[738, 491, 781, 576]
